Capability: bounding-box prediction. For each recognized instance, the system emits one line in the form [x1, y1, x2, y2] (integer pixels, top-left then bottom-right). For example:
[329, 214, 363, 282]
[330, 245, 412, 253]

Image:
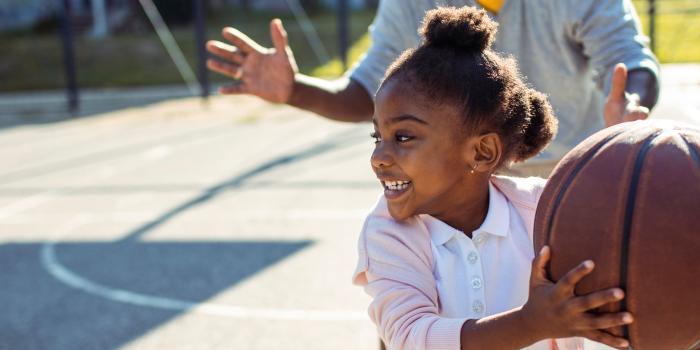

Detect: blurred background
[0, 1, 698, 349]
[1, 0, 377, 94]
[1, 0, 699, 115]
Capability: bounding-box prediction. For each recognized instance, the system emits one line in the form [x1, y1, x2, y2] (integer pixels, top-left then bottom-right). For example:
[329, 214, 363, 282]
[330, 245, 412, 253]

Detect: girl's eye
[396, 134, 413, 143]
[370, 131, 381, 144]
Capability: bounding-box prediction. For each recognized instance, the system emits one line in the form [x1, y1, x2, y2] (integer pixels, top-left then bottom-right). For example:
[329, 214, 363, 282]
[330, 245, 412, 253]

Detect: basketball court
[0, 63, 698, 349]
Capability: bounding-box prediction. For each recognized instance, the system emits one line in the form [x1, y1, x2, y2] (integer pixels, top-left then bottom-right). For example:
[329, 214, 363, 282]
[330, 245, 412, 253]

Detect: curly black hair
[381, 6, 558, 163]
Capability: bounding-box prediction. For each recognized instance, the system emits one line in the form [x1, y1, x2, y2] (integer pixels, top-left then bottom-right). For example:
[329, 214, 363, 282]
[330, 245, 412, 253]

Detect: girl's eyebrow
[372, 114, 428, 126]
[391, 114, 428, 125]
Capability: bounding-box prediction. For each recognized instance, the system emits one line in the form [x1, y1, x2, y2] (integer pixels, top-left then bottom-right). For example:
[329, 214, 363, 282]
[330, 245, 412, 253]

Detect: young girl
[353, 7, 632, 350]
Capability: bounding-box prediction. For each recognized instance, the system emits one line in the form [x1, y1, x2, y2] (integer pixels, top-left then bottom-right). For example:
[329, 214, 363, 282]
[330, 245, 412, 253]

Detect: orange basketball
[534, 120, 700, 350]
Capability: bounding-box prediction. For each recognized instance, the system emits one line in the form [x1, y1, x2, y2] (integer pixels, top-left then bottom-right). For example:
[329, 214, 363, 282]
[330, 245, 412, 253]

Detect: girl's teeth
[384, 180, 411, 191]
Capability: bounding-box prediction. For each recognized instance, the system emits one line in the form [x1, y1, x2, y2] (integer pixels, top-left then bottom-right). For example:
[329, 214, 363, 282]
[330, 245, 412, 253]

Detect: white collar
[425, 182, 510, 246]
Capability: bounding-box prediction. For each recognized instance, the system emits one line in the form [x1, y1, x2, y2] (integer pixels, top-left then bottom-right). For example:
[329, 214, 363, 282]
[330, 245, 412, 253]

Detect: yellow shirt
[477, 0, 504, 13]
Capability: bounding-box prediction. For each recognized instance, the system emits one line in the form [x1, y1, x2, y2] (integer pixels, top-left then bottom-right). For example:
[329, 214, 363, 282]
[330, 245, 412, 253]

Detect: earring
[470, 164, 478, 174]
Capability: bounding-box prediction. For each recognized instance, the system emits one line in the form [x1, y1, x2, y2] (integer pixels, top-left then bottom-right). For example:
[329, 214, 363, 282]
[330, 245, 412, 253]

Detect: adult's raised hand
[603, 63, 650, 127]
[207, 19, 298, 104]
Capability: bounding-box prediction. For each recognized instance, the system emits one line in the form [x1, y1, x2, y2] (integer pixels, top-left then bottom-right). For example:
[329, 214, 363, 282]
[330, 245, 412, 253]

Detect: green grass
[0, 8, 375, 91]
[1, 2, 699, 92]
[632, 0, 700, 63]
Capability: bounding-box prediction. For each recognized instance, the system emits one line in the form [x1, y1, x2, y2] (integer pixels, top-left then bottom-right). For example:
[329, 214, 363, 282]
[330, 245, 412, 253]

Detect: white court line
[40, 215, 368, 322]
[6, 121, 370, 322]
[0, 191, 58, 220]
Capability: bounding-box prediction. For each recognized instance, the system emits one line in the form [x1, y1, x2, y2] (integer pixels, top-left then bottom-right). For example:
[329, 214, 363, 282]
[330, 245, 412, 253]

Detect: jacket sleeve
[353, 215, 468, 350]
[347, 0, 419, 98]
[566, 0, 660, 95]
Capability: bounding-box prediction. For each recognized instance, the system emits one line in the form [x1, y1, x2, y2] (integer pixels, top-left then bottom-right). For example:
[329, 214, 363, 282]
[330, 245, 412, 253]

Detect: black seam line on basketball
[542, 130, 626, 281]
[679, 134, 700, 168]
[620, 131, 662, 342]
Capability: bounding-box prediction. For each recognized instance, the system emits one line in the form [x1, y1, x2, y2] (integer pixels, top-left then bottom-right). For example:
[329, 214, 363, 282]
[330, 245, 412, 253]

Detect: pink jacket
[353, 176, 583, 350]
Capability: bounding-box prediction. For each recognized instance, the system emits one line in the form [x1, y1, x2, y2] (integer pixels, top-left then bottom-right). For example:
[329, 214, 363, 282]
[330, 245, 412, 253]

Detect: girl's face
[371, 78, 478, 221]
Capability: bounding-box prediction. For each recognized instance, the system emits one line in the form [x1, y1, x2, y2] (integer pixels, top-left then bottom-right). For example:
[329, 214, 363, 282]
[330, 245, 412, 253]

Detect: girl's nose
[371, 143, 394, 168]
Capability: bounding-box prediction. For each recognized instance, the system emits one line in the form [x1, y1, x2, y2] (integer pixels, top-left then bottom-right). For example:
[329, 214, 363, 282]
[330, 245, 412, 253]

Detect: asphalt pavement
[0, 64, 697, 350]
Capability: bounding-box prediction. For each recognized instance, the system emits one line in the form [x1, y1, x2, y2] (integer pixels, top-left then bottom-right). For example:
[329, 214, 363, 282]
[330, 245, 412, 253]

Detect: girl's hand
[521, 246, 634, 348]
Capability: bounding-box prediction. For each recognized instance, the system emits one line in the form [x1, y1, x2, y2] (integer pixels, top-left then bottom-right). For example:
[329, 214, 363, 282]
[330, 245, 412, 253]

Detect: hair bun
[420, 6, 497, 52]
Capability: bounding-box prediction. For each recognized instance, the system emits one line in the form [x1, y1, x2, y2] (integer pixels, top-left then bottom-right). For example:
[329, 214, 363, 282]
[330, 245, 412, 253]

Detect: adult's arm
[626, 67, 658, 110]
[207, 0, 414, 123]
[288, 75, 373, 122]
[568, 0, 660, 125]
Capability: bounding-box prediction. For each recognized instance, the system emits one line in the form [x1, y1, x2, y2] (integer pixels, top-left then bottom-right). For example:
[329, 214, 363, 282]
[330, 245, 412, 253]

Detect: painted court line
[40, 215, 368, 322]
[0, 191, 57, 220]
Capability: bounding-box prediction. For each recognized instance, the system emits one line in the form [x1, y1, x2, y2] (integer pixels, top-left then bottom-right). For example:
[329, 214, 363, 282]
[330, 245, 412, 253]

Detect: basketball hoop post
[194, 0, 210, 99]
[60, 0, 79, 113]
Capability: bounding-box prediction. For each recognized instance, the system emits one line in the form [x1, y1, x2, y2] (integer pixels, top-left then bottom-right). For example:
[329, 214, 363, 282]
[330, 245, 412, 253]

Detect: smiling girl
[352, 6, 632, 350]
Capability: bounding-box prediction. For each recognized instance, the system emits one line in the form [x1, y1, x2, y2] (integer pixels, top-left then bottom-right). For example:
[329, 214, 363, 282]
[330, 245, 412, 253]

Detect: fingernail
[583, 260, 594, 269]
[614, 289, 624, 299]
[539, 246, 547, 255]
[620, 340, 629, 347]
[623, 314, 634, 323]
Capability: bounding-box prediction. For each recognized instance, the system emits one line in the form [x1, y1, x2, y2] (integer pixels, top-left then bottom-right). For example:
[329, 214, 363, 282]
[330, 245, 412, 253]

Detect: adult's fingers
[206, 40, 245, 65]
[567, 288, 625, 313]
[222, 27, 266, 54]
[581, 330, 630, 349]
[608, 63, 628, 102]
[554, 260, 595, 296]
[219, 83, 249, 95]
[270, 19, 289, 55]
[623, 106, 650, 123]
[207, 59, 242, 80]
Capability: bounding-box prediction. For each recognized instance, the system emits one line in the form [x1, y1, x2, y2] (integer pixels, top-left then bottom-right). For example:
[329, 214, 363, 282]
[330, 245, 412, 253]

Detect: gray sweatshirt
[349, 0, 660, 161]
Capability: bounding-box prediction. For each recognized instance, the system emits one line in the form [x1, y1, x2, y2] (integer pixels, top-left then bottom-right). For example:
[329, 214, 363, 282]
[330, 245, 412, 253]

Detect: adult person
[206, 0, 659, 176]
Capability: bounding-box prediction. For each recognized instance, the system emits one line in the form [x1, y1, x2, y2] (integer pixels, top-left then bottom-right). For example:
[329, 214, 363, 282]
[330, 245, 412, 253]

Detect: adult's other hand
[207, 19, 298, 104]
[603, 63, 650, 127]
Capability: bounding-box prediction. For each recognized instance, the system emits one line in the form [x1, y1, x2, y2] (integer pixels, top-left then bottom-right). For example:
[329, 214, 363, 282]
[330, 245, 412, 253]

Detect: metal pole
[648, 0, 656, 53]
[90, 0, 109, 38]
[194, 0, 209, 99]
[60, 0, 79, 113]
[337, 0, 349, 70]
[139, 0, 200, 96]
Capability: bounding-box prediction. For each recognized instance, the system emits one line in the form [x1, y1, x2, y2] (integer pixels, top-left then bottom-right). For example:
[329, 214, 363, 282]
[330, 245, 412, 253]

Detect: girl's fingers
[207, 59, 243, 80]
[581, 330, 630, 349]
[530, 246, 551, 283]
[206, 40, 245, 65]
[568, 288, 625, 313]
[578, 311, 634, 330]
[554, 260, 595, 296]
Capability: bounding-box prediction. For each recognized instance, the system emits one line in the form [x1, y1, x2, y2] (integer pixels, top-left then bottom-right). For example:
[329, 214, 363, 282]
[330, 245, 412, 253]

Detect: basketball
[534, 120, 700, 350]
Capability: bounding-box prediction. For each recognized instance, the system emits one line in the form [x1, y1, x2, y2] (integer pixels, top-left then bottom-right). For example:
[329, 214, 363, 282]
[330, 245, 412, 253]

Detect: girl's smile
[378, 178, 413, 200]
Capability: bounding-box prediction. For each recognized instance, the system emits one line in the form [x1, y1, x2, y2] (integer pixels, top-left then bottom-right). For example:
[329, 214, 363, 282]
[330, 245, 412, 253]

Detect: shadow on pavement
[0, 240, 312, 350]
[0, 88, 194, 130]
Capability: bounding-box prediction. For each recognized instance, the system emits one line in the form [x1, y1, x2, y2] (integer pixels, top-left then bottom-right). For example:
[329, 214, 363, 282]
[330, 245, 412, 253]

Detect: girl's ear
[470, 132, 502, 173]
